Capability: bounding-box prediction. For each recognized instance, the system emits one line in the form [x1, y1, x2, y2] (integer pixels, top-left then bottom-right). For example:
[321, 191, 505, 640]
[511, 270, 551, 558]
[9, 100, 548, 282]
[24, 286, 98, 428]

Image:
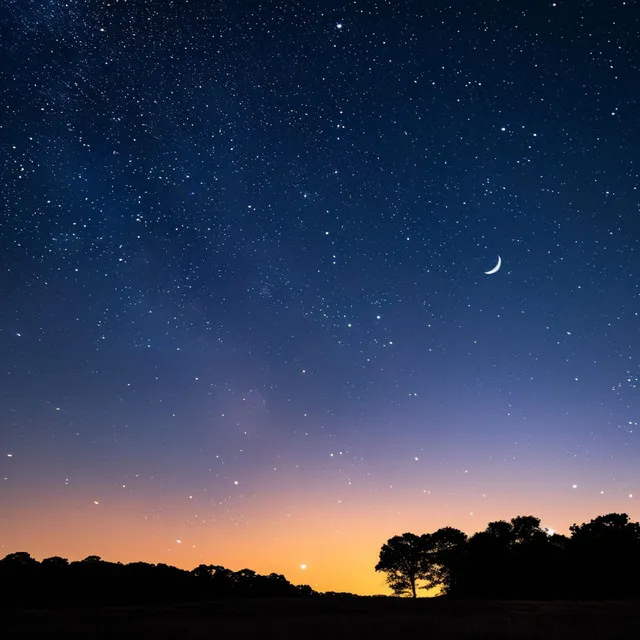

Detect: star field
[1, 1, 639, 594]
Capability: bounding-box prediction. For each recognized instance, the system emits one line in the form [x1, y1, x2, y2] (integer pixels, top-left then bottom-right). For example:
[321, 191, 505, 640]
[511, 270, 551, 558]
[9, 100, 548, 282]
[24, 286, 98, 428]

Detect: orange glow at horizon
[2, 481, 638, 595]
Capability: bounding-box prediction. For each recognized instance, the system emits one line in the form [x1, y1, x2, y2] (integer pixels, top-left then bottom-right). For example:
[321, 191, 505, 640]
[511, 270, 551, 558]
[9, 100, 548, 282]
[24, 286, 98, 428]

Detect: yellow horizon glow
[3, 479, 637, 595]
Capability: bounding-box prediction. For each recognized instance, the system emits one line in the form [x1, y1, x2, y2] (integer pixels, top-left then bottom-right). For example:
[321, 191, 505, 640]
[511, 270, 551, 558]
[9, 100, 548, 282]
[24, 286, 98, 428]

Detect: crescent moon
[484, 255, 501, 275]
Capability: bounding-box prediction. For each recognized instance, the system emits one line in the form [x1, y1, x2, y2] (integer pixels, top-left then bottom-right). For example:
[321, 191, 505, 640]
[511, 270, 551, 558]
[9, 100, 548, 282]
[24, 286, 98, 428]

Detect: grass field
[3, 597, 639, 639]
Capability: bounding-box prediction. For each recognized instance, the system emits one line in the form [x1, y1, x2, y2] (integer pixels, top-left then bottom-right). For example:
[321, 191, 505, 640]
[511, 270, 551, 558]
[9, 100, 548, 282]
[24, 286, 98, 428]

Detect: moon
[484, 255, 501, 275]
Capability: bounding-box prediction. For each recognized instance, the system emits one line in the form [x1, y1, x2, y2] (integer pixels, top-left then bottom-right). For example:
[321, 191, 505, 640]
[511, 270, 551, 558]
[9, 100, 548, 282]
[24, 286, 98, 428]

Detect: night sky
[1, 0, 639, 595]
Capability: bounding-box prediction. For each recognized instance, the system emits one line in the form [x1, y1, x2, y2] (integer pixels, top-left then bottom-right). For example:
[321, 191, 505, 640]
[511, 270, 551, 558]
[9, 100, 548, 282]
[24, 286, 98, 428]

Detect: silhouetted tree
[0, 552, 314, 609]
[568, 513, 640, 598]
[208, 565, 236, 597]
[81, 555, 102, 563]
[485, 520, 513, 543]
[375, 532, 430, 597]
[296, 583, 314, 597]
[0, 552, 40, 606]
[425, 527, 467, 594]
[377, 513, 640, 600]
[41, 556, 69, 569]
[0, 552, 38, 566]
[511, 515, 546, 544]
[234, 568, 258, 595]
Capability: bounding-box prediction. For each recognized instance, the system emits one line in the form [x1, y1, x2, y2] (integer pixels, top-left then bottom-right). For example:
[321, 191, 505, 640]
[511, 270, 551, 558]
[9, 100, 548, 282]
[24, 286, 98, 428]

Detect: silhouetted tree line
[0, 553, 314, 609]
[376, 513, 640, 599]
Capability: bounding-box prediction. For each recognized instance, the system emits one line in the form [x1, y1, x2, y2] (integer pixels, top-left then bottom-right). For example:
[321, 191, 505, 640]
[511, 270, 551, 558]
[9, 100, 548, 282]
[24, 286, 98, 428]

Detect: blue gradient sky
[1, 0, 638, 594]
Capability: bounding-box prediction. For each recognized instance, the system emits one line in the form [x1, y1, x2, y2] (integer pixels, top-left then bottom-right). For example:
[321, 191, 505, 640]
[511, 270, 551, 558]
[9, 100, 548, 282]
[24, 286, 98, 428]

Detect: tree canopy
[377, 513, 640, 599]
[375, 528, 467, 597]
[0, 554, 314, 609]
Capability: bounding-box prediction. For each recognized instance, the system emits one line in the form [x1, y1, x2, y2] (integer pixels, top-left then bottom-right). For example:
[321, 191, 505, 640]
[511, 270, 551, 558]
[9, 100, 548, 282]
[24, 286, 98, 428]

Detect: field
[3, 597, 639, 639]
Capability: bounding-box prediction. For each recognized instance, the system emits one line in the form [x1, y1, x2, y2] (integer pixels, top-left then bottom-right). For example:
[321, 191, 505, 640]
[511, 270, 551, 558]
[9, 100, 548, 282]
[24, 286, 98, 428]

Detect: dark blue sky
[1, 0, 638, 593]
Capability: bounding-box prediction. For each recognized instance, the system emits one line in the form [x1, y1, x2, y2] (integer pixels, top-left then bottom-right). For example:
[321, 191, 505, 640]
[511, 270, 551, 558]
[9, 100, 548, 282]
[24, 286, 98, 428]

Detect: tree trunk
[410, 576, 417, 598]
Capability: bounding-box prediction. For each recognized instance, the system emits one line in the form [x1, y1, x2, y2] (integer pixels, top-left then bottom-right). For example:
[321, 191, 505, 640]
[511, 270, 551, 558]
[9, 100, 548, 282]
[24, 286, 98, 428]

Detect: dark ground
[3, 597, 639, 639]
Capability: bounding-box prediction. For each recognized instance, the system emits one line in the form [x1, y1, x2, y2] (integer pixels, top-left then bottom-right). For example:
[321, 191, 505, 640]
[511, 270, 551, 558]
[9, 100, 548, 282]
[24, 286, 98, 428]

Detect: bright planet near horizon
[0, 1, 638, 596]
